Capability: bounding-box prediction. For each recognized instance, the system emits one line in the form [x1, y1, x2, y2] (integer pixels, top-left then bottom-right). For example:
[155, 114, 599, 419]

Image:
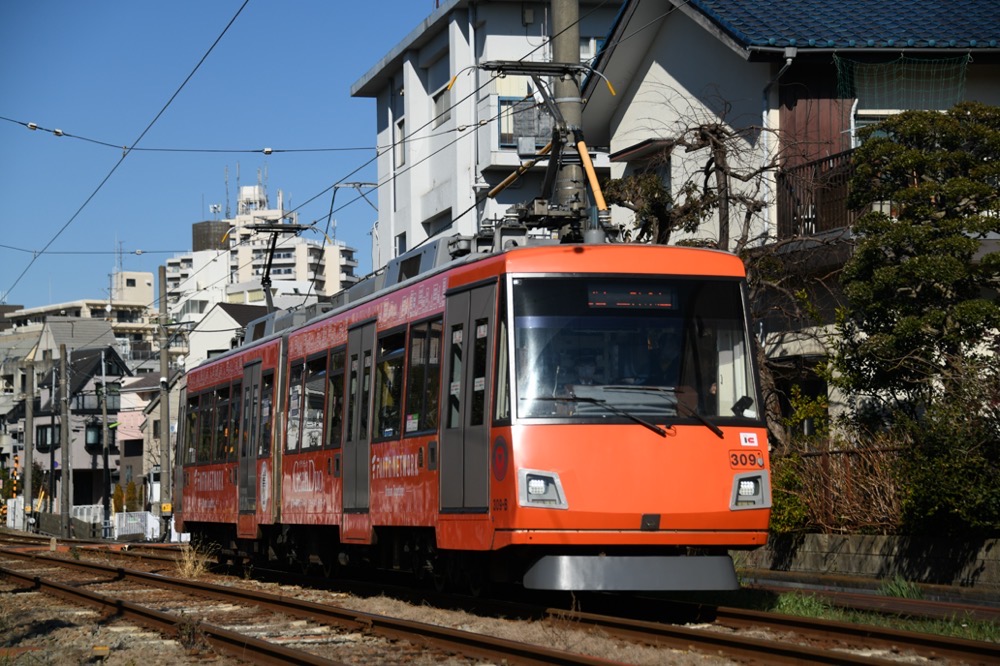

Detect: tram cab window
[374, 330, 406, 440]
[511, 277, 759, 423]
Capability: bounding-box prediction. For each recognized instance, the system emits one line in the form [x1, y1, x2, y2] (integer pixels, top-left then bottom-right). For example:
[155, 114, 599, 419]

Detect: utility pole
[158, 265, 172, 539]
[100, 350, 111, 539]
[59, 345, 71, 538]
[551, 0, 585, 212]
[24, 360, 34, 527]
[479, 0, 608, 241]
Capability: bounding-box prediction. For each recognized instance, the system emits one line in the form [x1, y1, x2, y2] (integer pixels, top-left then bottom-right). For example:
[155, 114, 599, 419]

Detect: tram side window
[241, 383, 254, 460]
[374, 330, 406, 441]
[470, 318, 489, 426]
[405, 318, 442, 434]
[197, 391, 216, 463]
[212, 386, 231, 462]
[259, 373, 274, 457]
[287, 362, 304, 452]
[228, 383, 242, 462]
[494, 316, 510, 422]
[346, 353, 359, 443]
[447, 324, 463, 428]
[326, 349, 345, 449]
[360, 350, 372, 441]
[184, 395, 199, 465]
[302, 357, 327, 450]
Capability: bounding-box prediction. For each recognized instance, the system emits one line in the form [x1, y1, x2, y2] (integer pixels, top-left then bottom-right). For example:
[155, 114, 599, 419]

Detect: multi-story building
[166, 183, 360, 328]
[350, 0, 621, 267]
[4, 270, 158, 367]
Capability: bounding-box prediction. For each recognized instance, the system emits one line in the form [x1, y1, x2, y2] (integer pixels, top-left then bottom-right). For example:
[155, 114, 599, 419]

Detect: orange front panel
[498, 423, 769, 538]
[491, 530, 768, 549]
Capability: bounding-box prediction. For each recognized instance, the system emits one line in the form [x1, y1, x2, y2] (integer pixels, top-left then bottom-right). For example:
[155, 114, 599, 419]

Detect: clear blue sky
[0, 1, 438, 310]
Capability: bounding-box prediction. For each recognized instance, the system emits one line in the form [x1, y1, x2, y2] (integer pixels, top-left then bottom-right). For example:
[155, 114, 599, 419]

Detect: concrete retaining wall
[734, 534, 999, 591]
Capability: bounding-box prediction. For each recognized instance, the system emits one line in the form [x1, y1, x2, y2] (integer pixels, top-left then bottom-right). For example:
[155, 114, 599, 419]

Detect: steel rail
[710, 605, 1000, 664]
[0, 565, 343, 666]
[0, 550, 619, 665]
[546, 608, 895, 665]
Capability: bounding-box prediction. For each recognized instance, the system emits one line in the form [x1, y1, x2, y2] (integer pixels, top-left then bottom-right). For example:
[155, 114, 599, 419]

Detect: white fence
[69, 504, 163, 541]
[7, 501, 189, 542]
[5, 497, 24, 531]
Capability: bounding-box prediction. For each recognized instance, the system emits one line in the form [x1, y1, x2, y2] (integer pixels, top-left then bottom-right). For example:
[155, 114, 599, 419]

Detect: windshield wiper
[604, 386, 725, 439]
[530, 396, 667, 437]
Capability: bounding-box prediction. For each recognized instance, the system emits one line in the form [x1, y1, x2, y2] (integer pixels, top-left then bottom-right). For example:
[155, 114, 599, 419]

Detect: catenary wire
[1, 0, 251, 302]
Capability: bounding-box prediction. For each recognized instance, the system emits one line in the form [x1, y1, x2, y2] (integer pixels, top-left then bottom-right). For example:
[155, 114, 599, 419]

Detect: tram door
[238, 361, 261, 514]
[344, 320, 376, 512]
[441, 283, 496, 513]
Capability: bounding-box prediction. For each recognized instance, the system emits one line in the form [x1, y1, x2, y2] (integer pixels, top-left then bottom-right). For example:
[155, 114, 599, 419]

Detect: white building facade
[351, 0, 621, 268]
[166, 183, 360, 327]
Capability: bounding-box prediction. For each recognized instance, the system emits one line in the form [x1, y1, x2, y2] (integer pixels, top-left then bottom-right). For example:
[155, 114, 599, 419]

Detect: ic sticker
[740, 432, 759, 447]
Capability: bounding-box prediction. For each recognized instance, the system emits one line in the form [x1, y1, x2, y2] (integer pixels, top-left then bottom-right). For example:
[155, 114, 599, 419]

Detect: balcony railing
[777, 150, 863, 239]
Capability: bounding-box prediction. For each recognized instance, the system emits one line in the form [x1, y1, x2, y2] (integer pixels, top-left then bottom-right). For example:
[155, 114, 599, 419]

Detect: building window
[498, 97, 551, 151]
[126, 278, 136, 287]
[394, 118, 406, 168]
[427, 54, 451, 128]
[394, 232, 407, 258]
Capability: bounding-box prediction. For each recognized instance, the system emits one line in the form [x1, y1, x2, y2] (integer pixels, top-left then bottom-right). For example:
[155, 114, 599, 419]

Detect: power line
[0, 115, 376, 154]
[2, 0, 250, 302]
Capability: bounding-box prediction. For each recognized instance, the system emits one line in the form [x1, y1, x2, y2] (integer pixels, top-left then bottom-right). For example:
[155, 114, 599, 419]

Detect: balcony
[777, 150, 863, 239]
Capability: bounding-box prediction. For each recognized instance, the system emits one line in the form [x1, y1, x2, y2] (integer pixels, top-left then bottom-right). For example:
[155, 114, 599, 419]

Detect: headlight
[730, 471, 771, 510]
[518, 469, 568, 509]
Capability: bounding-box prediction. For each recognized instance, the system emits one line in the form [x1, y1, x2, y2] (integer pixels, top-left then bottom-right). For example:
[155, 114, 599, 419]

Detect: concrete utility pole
[24, 360, 34, 524]
[59, 345, 71, 537]
[551, 0, 586, 211]
[158, 265, 172, 537]
[100, 349, 111, 539]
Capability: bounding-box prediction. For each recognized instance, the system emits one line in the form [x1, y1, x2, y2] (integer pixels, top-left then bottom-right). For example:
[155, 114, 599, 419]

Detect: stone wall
[733, 534, 1000, 591]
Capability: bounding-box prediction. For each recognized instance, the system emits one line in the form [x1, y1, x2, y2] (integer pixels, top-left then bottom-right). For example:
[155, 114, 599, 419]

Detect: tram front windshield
[512, 276, 759, 422]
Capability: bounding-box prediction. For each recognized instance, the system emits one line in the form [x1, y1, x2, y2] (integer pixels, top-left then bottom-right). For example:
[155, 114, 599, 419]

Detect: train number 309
[729, 451, 764, 468]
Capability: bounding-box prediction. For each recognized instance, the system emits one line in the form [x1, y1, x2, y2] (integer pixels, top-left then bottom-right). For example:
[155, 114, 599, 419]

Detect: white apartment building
[350, 0, 621, 268]
[166, 183, 360, 326]
[4, 270, 158, 364]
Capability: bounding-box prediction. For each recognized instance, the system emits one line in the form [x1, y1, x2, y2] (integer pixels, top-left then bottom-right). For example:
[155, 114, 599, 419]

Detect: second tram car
[176, 240, 770, 591]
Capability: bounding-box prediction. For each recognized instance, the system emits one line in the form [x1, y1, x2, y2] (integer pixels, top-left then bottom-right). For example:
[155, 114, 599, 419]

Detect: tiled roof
[690, 0, 1000, 50]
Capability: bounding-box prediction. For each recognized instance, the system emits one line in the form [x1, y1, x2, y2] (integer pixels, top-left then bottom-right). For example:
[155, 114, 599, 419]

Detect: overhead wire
[10, 1, 625, 358]
[1, 0, 251, 302]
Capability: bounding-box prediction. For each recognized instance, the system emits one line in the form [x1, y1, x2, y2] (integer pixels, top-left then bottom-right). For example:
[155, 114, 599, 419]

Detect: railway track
[2, 543, 997, 665]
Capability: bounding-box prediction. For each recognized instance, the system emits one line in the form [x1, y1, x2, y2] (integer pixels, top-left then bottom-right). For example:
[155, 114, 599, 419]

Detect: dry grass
[174, 543, 216, 579]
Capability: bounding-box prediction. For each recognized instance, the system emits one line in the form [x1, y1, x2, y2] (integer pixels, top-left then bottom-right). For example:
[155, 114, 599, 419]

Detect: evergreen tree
[833, 102, 1000, 409]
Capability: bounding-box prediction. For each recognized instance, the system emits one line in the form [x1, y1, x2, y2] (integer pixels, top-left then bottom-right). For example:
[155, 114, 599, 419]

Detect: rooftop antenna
[225, 165, 231, 218]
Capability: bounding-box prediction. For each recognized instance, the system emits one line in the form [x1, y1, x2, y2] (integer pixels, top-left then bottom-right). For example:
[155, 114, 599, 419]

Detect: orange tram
[176, 239, 771, 591]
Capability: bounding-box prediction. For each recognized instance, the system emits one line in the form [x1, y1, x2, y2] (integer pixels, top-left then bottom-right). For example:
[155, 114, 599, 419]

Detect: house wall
[607, 11, 771, 248]
[187, 307, 242, 368]
[364, 1, 621, 268]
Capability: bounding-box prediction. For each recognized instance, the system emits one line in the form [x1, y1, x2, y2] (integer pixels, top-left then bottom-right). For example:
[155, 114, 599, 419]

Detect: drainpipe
[762, 47, 796, 241]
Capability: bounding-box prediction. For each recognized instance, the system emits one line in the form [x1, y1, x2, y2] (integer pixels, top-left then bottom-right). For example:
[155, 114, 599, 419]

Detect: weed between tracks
[724, 588, 1000, 644]
[877, 574, 923, 599]
[175, 544, 215, 579]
